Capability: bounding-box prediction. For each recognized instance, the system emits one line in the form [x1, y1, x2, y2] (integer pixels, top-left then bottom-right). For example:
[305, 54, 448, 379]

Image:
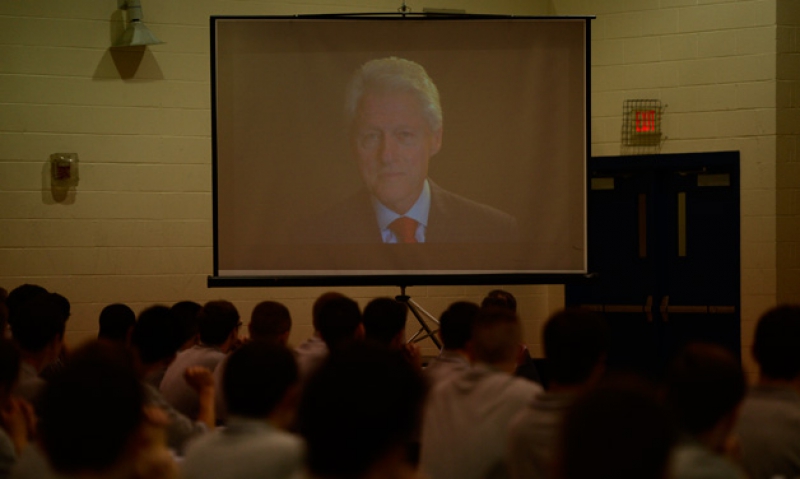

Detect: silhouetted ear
[465, 339, 477, 364]
[355, 323, 366, 340]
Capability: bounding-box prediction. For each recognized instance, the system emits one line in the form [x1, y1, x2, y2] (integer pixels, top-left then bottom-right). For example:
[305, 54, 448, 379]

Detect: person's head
[197, 300, 240, 349]
[557, 377, 674, 479]
[0, 338, 20, 401]
[298, 342, 427, 478]
[51, 293, 71, 321]
[346, 57, 443, 215]
[97, 303, 136, 344]
[249, 301, 292, 345]
[39, 340, 145, 475]
[12, 292, 68, 362]
[481, 289, 517, 312]
[438, 301, 479, 351]
[0, 287, 8, 338]
[469, 307, 522, 368]
[363, 297, 408, 349]
[665, 343, 746, 438]
[170, 300, 202, 350]
[312, 292, 348, 332]
[544, 308, 609, 387]
[6, 283, 48, 331]
[752, 304, 800, 381]
[130, 305, 181, 367]
[223, 341, 298, 421]
[316, 295, 362, 351]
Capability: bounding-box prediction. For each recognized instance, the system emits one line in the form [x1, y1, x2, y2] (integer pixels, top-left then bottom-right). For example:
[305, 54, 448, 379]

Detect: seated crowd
[0, 284, 799, 479]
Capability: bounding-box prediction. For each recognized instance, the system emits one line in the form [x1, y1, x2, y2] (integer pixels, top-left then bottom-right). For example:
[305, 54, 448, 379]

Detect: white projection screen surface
[211, 16, 590, 286]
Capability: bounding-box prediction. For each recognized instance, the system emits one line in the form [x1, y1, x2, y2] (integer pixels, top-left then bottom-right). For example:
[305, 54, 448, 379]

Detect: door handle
[576, 295, 654, 321]
[659, 295, 736, 320]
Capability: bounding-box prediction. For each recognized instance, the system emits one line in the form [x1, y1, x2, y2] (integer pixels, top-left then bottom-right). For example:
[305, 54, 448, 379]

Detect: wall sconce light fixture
[114, 0, 163, 48]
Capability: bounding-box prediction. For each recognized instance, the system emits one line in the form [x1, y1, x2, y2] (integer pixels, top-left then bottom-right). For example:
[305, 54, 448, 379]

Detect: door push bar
[578, 295, 735, 322]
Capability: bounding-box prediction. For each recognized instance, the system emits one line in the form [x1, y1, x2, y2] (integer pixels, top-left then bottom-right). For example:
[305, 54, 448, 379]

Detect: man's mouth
[378, 171, 405, 179]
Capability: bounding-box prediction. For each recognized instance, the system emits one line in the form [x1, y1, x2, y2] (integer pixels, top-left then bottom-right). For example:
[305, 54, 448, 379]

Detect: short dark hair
[363, 298, 407, 346]
[131, 305, 181, 365]
[316, 295, 362, 351]
[471, 307, 521, 364]
[170, 300, 202, 346]
[249, 301, 292, 342]
[481, 289, 517, 312]
[439, 301, 479, 350]
[98, 303, 136, 342]
[0, 338, 20, 396]
[0, 287, 8, 335]
[752, 304, 800, 380]
[6, 284, 48, 330]
[544, 308, 608, 385]
[665, 343, 745, 436]
[223, 341, 298, 418]
[12, 293, 68, 352]
[559, 377, 674, 479]
[298, 342, 427, 478]
[51, 293, 71, 320]
[312, 292, 348, 331]
[39, 341, 144, 474]
[197, 300, 240, 346]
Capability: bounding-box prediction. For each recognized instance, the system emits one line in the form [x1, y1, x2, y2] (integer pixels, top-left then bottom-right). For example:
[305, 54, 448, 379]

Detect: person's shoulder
[430, 181, 514, 220]
[672, 442, 745, 479]
[198, 345, 227, 363]
[427, 180, 519, 241]
[508, 375, 544, 398]
[739, 385, 800, 423]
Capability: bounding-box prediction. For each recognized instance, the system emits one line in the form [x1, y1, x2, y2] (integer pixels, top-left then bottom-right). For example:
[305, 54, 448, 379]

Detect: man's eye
[359, 132, 381, 148]
[397, 131, 417, 145]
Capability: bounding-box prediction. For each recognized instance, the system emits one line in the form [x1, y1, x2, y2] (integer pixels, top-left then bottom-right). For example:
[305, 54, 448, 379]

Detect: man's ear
[465, 339, 477, 364]
[390, 331, 405, 350]
[430, 127, 443, 156]
[355, 323, 366, 340]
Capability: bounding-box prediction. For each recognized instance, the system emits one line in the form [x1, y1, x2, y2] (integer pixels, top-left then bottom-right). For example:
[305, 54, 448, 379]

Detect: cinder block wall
[552, 0, 780, 379]
[0, 0, 556, 359]
[776, 1, 800, 305]
[1, 1, 790, 372]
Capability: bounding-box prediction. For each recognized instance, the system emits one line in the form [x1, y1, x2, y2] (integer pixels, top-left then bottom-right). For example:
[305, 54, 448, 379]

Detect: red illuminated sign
[635, 110, 656, 133]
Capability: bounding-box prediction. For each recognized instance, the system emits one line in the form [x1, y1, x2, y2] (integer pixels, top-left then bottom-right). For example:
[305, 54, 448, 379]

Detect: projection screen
[210, 15, 591, 287]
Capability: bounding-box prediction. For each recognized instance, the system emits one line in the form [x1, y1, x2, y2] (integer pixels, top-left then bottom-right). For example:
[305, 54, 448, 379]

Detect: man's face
[351, 90, 442, 215]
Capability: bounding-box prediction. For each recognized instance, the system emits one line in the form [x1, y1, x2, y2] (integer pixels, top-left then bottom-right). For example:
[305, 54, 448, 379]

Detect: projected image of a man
[347, 59, 443, 217]
[351, 90, 441, 216]
[307, 57, 519, 244]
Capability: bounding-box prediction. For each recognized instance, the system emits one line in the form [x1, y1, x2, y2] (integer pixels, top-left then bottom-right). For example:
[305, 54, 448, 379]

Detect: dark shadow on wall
[41, 162, 76, 205]
[93, 9, 164, 81]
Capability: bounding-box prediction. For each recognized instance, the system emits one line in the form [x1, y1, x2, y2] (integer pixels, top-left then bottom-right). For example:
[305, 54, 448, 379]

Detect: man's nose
[378, 136, 399, 164]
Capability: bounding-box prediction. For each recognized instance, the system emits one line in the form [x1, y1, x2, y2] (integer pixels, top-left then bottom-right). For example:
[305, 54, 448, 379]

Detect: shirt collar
[372, 179, 431, 230]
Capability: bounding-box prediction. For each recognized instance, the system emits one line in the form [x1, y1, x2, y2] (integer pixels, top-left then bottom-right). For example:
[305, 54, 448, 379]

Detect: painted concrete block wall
[0, 0, 556, 359]
[551, 0, 778, 377]
[776, 0, 800, 304]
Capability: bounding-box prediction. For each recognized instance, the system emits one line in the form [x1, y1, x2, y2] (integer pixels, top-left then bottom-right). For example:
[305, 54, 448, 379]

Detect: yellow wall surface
[776, 0, 800, 306]
[0, 0, 791, 375]
[0, 0, 557, 359]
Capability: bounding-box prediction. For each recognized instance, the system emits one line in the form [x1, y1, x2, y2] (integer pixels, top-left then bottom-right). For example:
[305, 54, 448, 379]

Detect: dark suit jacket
[305, 180, 519, 244]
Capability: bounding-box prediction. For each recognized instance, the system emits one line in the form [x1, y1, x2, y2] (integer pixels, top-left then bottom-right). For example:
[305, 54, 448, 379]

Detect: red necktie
[388, 217, 419, 243]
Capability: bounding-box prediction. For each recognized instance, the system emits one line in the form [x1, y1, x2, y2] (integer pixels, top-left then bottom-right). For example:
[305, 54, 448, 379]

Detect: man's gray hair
[345, 56, 442, 131]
